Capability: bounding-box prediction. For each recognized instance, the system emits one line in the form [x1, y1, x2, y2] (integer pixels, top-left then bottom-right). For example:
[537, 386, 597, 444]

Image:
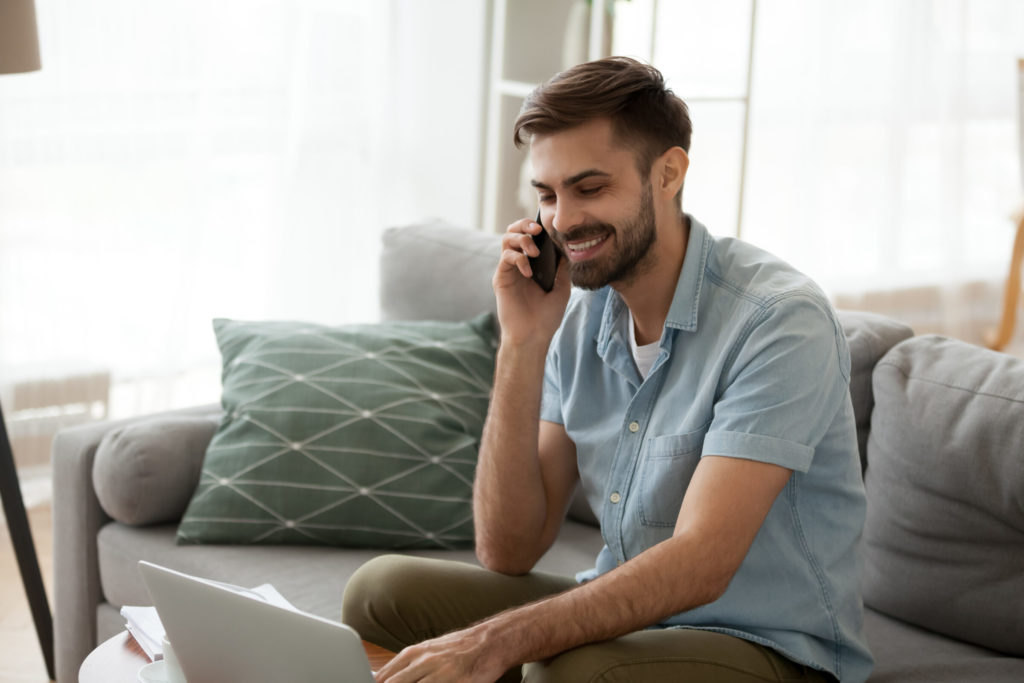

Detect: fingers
[502, 220, 542, 257]
[505, 217, 542, 237]
[498, 245, 533, 279]
[499, 218, 543, 280]
[374, 647, 413, 681]
[373, 644, 453, 682]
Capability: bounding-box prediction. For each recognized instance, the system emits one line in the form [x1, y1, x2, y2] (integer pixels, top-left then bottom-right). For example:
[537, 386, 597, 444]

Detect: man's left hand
[374, 624, 509, 683]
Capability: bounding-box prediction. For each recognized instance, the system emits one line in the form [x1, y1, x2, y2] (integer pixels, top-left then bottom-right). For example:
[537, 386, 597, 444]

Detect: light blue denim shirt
[540, 216, 873, 682]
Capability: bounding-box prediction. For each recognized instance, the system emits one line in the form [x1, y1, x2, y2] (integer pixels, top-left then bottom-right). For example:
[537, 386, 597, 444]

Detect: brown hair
[513, 57, 692, 177]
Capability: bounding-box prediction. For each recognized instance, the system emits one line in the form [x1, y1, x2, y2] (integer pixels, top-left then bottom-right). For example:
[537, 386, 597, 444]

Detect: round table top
[80, 630, 397, 682]
[79, 631, 147, 682]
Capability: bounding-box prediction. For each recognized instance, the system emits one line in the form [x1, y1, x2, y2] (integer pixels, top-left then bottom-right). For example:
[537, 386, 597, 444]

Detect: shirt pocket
[637, 425, 708, 528]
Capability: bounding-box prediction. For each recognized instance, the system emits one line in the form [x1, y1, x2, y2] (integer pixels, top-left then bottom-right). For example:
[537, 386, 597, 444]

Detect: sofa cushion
[177, 314, 498, 550]
[379, 222, 501, 324]
[93, 416, 219, 526]
[835, 311, 913, 472]
[99, 520, 604, 618]
[863, 335, 1024, 655]
[864, 608, 1024, 682]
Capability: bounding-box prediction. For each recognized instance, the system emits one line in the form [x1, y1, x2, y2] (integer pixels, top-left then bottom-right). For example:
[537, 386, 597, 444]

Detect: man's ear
[654, 146, 689, 199]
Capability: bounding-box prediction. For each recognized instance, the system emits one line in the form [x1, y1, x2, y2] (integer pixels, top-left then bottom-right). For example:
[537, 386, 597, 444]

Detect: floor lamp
[0, 1, 55, 680]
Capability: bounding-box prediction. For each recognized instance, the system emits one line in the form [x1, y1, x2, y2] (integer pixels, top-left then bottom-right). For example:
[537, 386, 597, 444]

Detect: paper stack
[120, 605, 165, 660]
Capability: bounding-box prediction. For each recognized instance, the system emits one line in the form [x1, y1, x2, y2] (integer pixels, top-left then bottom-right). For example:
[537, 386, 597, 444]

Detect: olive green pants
[341, 555, 832, 683]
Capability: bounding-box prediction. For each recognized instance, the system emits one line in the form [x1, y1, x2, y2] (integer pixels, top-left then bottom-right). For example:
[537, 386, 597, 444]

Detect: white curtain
[0, 0, 488, 418]
[743, 0, 1023, 284]
[617, 0, 1024, 347]
[742, 0, 1024, 345]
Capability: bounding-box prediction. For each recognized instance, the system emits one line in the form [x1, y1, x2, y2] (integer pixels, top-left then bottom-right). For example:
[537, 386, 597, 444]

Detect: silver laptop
[139, 561, 375, 683]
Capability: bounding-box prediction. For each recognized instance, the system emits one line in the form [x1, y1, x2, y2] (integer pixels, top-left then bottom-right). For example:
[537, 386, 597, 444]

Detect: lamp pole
[0, 403, 54, 680]
[0, 0, 54, 679]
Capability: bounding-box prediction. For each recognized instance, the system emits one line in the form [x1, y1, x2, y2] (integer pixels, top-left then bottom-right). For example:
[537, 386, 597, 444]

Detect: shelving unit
[479, 0, 758, 238]
[481, 0, 612, 234]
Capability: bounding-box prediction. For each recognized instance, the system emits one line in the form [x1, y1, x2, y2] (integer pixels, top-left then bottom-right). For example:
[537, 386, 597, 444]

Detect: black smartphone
[528, 211, 561, 293]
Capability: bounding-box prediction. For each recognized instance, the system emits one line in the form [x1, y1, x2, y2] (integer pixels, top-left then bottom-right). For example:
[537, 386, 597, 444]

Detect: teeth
[568, 236, 606, 252]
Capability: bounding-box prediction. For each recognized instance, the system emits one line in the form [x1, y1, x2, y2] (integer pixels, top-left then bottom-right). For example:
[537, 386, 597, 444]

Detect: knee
[341, 554, 420, 625]
[342, 554, 438, 651]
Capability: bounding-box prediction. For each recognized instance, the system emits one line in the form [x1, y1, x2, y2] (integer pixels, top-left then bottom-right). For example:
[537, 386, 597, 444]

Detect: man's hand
[373, 623, 508, 683]
[493, 218, 571, 346]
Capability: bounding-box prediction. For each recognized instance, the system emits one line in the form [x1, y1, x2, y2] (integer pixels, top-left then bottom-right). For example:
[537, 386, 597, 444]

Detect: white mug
[161, 636, 187, 683]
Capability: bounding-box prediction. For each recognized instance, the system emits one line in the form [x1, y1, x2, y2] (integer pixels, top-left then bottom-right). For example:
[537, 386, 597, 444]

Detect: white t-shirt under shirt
[628, 310, 661, 379]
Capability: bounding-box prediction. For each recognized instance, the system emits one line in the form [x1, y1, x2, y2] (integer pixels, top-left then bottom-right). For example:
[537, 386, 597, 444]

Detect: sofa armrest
[52, 403, 220, 683]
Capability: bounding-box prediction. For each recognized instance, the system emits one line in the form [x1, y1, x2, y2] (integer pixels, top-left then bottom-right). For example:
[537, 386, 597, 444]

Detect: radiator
[2, 370, 110, 470]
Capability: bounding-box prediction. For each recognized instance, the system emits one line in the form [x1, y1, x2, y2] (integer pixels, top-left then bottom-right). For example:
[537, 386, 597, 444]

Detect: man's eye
[579, 186, 602, 196]
[538, 194, 555, 204]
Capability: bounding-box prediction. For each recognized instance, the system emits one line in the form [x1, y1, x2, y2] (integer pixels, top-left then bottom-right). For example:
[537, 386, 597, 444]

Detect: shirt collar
[595, 214, 712, 356]
[665, 214, 712, 333]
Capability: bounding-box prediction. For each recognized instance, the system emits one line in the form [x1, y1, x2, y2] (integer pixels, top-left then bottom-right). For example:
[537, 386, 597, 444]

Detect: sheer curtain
[741, 0, 1024, 346]
[616, 0, 1024, 348]
[0, 0, 488, 423]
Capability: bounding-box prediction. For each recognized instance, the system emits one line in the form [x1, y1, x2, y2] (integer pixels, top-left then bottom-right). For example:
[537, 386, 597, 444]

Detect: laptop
[138, 561, 375, 683]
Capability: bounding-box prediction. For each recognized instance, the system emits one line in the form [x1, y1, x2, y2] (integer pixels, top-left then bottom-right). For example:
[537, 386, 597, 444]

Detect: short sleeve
[539, 336, 565, 425]
[702, 294, 851, 473]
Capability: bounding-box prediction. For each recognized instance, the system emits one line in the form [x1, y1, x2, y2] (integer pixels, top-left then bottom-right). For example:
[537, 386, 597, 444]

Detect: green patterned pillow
[177, 314, 498, 549]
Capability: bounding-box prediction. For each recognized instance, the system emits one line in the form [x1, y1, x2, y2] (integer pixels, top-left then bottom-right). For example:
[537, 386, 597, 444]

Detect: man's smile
[565, 234, 610, 261]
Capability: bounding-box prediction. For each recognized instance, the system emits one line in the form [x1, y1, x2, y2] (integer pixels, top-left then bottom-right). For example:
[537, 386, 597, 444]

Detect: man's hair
[513, 57, 692, 177]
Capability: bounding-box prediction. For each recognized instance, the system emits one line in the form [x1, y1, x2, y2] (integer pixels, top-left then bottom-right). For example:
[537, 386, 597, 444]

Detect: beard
[558, 182, 657, 291]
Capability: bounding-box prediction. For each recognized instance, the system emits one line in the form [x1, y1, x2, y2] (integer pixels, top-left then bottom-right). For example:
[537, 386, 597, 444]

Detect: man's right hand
[493, 217, 571, 346]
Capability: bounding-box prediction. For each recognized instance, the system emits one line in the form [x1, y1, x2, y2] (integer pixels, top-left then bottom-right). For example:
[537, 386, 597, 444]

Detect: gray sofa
[53, 223, 1024, 682]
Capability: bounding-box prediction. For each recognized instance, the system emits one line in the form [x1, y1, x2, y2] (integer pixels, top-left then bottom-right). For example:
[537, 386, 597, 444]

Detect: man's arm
[473, 362, 579, 574]
[375, 455, 792, 683]
[473, 217, 577, 575]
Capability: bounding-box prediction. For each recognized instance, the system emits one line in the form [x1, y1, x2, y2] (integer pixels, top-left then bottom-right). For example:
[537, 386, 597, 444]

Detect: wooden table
[79, 630, 397, 681]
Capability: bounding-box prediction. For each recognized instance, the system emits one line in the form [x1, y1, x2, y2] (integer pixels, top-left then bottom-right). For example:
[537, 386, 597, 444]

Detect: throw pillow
[177, 313, 498, 549]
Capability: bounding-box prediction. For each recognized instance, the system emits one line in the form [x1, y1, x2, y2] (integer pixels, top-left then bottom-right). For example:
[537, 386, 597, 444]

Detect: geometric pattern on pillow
[177, 313, 497, 550]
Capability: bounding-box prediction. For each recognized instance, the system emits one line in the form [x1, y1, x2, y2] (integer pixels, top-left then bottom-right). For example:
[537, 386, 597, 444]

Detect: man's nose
[551, 200, 583, 235]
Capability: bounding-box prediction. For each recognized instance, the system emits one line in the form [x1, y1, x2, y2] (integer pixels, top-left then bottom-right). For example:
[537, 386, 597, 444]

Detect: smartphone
[528, 211, 562, 293]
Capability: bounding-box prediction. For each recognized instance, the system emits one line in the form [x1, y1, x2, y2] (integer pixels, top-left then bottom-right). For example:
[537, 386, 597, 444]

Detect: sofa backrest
[835, 311, 914, 470]
[380, 222, 501, 323]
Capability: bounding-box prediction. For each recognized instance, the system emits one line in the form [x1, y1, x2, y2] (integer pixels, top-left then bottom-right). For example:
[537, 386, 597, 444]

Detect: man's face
[529, 119, 658, 291]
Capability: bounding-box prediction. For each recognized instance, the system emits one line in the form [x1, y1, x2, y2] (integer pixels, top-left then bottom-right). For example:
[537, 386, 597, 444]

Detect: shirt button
[609, 492, 621, 504]
[628, 421, 640, 433]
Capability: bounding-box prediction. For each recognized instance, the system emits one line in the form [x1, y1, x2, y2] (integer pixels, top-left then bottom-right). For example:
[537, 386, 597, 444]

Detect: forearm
[473, 340, 552, 572]
[377, 458, 789, 683]
[478, 533, 728, 667]
[477, 456, 791, 669]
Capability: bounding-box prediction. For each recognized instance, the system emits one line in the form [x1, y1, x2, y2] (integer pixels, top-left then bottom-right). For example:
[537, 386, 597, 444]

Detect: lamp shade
[0, 0, 42, 74]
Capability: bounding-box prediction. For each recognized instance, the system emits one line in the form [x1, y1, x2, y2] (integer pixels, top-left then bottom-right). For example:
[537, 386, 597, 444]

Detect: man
[343, 57, 873, 683]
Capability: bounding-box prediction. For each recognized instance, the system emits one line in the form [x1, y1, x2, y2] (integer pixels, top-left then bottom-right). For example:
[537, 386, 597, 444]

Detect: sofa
[52, 222, 1024, 682]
